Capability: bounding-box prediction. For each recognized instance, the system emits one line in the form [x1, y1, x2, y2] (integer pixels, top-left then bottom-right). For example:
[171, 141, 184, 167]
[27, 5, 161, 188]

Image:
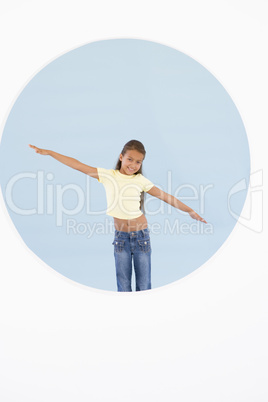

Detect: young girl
[29, 140, 207, 292]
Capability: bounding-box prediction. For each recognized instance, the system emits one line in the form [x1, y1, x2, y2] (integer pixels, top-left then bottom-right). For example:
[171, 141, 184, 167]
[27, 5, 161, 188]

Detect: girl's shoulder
[97, 167, 115, 174]
[97, 167, 116, 183]
[135, 173, 154, 191]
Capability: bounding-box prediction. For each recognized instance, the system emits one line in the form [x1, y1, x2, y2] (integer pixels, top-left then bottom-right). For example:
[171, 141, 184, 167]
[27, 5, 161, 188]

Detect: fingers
[190, 211, 207, 224]
[197, 216, 207, 224]
[29, 144, 40, 153]
[29, 144, 49, 156]
[29, 144, 37, 151]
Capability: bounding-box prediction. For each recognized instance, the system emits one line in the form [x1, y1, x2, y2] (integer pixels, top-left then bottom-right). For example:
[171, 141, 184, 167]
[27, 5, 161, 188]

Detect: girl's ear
[119, 153, 123, 161]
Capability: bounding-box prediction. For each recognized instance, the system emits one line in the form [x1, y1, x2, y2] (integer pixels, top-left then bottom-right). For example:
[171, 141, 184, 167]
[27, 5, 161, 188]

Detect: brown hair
[115, 140, 147, 214]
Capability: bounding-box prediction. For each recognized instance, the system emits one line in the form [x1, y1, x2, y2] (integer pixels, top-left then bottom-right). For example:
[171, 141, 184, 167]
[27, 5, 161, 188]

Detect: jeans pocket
[137, 239, 151, 253]
[112, 239, 125, 253]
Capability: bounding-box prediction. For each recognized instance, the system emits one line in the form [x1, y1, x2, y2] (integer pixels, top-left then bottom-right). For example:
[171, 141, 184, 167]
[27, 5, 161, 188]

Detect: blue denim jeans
[112, 228, 152, 292]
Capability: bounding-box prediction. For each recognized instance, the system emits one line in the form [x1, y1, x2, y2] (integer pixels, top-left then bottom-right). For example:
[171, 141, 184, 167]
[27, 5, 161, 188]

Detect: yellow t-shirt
[97, 168, 154, 219]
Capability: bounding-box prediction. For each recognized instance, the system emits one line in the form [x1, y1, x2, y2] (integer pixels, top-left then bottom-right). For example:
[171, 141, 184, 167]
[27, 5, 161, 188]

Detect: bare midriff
[113, 214, 148, 232]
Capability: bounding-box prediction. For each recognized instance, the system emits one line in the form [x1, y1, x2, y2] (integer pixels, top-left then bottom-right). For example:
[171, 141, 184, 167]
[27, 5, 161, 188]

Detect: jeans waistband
[114, 228, 150, 238]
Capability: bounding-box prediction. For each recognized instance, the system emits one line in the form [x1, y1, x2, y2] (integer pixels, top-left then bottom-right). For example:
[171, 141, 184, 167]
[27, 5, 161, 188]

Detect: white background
[0, 1, 267, 401]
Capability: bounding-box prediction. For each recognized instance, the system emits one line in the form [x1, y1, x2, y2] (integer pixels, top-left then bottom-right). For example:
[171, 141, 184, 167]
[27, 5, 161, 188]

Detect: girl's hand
[189, 210, 207, 224]
[29, 144, 50, 155]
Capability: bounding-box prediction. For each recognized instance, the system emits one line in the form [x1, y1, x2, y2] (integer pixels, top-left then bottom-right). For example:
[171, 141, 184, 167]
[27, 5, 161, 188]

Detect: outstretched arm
[28, 144, 99, 179]
[147, 186, 207, 223]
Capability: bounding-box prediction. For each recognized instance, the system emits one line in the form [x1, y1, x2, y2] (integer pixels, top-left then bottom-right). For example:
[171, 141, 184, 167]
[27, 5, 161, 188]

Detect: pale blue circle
[0, 39, 250, 291]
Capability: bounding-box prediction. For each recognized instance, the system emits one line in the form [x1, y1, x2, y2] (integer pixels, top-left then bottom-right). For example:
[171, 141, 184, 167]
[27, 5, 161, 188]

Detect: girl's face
[119, 149, 144, 175]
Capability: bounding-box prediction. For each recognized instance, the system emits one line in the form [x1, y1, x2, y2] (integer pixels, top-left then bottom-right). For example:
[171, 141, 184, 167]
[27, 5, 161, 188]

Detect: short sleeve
[97, 167, 111, 184]
[139, 174, 154, 192]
